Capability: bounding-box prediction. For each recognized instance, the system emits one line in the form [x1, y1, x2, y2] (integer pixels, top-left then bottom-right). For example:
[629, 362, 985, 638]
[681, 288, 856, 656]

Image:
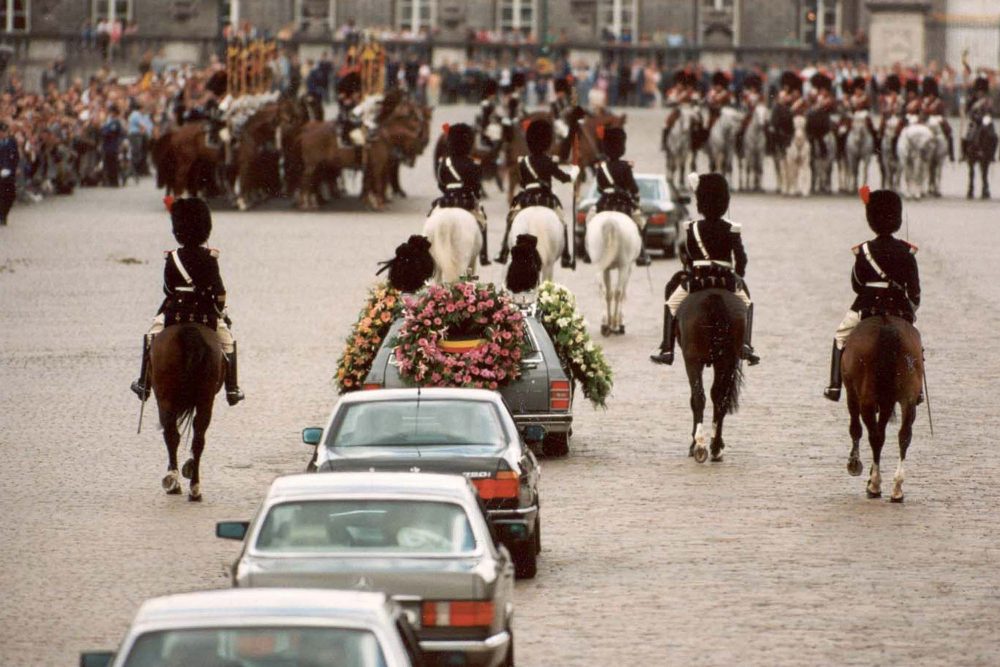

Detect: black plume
[377, 235, 435, 293]
[505, 234, 543, 293]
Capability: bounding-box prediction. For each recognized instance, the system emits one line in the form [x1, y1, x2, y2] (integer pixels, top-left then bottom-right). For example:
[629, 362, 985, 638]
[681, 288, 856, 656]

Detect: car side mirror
[678, 195, 691, 204]
[80, 652, 114, 667]
[216, 521, 249, 540]
[302, 427, 323, 446]
[522, 424, 546, 444]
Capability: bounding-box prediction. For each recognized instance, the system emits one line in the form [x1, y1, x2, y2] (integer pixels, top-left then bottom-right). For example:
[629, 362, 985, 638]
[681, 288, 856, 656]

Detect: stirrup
[743, 346, 760, 366]
[823, 387, 841, 402]
[131, 380, 150, 401]
[650, 349, 674, 365]
[226, 388, 245, 406]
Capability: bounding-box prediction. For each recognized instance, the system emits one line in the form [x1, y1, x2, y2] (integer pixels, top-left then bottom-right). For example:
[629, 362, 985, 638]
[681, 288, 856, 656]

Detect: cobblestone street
[1, 107, 999, 666]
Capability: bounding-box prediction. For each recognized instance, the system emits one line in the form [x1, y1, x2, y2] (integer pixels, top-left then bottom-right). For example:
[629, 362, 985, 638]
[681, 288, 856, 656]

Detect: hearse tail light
[648, 212, 668, 226]
[472, 470, 520, 500]
[550, 379, 571, 411]
[421, 600, 495, 627]
[362, 382, 383, 390]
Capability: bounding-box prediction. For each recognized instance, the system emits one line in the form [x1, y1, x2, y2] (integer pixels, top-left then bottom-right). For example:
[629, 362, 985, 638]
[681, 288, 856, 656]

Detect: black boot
[224, 341, 245, 406]
[742, 303, 760, 366]
[479, 224, 491, 266]
[636, 225, 652, 266]
[650, 306, 676, 365]
[823, 342, 842, 402]
[579, 220, 591, 263]
[561, 221, 574, 269]
[130, 334, 152, 401]
[494, 209, 516, 263]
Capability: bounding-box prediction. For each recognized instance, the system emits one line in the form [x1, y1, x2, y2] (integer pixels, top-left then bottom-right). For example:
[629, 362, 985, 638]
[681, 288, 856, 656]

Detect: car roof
[268, 471, 475, 501]
[133, 588, 392, 629]
[337, 387, 504, 405]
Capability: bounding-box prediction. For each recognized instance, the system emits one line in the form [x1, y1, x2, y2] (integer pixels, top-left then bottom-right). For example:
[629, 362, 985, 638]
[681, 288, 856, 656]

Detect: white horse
[810, 129, 837, 195]
[422, 207, 481, 283]
[738, 102, 768, 192]
[898, 116, 935, 200]
[782, 115, 811, 197]
[707, 107, 741, 183]
[509, 206, 564, 282]
[585, 211, 641, 336]
[664, 104, 696, 192]
[925, 115, 949, 197]
[845, 110, 875, 193]
[880, 115, 901, 190]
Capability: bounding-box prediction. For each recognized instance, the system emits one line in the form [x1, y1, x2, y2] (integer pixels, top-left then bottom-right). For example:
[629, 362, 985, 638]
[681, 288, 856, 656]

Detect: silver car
[79, 588, 420, 667]
[217, 472, 515, 667]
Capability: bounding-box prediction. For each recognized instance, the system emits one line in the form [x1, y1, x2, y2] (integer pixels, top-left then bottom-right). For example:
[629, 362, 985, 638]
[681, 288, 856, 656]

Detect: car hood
[241, 554, 491, 599]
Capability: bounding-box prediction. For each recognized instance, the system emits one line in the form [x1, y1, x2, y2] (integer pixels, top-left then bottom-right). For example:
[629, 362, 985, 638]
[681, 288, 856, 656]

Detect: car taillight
[648, 212, 668, 226]
[422, 600, 495, 627]
[550, 379, 571, 411]
[362, 382, 382, 390]
[576, 211, 587, 226]
[471, 470, 519, 499]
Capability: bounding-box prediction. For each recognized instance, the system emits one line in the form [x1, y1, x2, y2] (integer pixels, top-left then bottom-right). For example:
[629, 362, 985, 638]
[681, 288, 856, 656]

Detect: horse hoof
[693, 447, 708, 464]
[181, 459, 194, 479]
[890, 494, 904, 504]
[616, 325, 625, 335]
[710, 452, 724, 462]
[162, 472, 181, 494]
[847, 458, 863, 477]
[866, 489, 882, 499]
[188, 493, 202, 502]
[600, 324, 611, 337]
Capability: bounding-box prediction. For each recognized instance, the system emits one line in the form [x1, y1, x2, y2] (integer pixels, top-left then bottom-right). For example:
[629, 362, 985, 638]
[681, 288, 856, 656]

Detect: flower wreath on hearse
[335, 281, 403, 394]
[393, 280, 527, 390]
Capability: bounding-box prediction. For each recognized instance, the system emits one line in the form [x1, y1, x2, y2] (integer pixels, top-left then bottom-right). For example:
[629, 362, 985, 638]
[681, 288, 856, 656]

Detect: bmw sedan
[79, 588, 421, 667]
[304, 389, 542, 578]
[216, 472, 515, 667]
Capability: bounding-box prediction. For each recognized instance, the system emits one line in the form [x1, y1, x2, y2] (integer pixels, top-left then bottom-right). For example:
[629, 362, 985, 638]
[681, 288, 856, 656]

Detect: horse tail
[703, 291, 744, 414]
[593, 215, 621, 273]
[174, 326, 214, 428]
[875, 318, 901, 421]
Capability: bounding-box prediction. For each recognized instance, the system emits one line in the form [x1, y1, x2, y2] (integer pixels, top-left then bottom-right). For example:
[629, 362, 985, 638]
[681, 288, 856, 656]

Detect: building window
[700, 0, 738, 46]
[91, 0, 133, 23]
[497, 0, 535, 38]
[802, 0, 841, 46]
[0, 0, 29, 32]
[295, 0, 337, 33]
[397, 0, 435, 35]
[598, 0, 637, 42]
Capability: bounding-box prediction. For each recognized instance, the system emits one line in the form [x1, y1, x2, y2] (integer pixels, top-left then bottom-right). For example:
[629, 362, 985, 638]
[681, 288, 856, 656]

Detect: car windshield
[328, 399, 506, 448]
[636, 178, 660, 201]
[256, 500, 477, 554]
[122, 626, 386, 667]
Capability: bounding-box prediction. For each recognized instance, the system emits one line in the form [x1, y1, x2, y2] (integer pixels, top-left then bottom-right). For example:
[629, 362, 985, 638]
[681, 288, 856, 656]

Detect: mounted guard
[650, 172, 759, 367]
[824, 189, 920, 402]
[807, 72, 835, 159]
[476, 78, 502, 151]
[431, 123, 491, 267]
[495, 119, 575, 267]
[736, 72, 764, 157]
[920, 76, 954, 161]
[705, 71, 733, 136]
[663, 69, 701, 151]
[131, 197, 244, 406]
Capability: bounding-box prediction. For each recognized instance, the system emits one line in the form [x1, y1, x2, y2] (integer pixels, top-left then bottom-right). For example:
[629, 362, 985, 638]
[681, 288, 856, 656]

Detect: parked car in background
[575, 172, 690, 258]
[303, 389, 543, 578]
[364, 317, 573, 457]
[79, 588, 421, 667]
[216, 472, 515, 667]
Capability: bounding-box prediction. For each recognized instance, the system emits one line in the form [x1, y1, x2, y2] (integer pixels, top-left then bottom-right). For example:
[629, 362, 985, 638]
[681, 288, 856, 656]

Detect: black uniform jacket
[158, 246, 226, 330]
[594, 159, 638, 214]
[0, 137, 19, 177]
[850, 235, 920, 321]
[681, 217, 748, 291]
[432, 156, 483, 211]
[512, 153, 571, 209]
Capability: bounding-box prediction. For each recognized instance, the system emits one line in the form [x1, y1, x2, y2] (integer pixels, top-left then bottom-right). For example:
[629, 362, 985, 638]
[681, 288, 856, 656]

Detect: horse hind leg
[185, 406, 213, 502]
[891, 402, 917, 502]
[160, 409, 182, 495]
[862, 402, 891, 498]
[846, 389, 864, 476]
[687, 359, 708, 462]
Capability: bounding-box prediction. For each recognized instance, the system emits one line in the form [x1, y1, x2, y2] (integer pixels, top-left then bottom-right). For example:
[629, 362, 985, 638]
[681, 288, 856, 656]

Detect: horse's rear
[842, 314, 923, 502]
[676, 289, 745, 462]
[423, 207, 481, 283]
[511, 207, 564, 282]
[586, 211, 640, 336]
[150, 324, 224, 501]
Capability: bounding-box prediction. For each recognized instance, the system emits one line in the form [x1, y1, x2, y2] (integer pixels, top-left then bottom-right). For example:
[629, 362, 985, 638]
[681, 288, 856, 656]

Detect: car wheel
[512, 537, 537, 579]
[542, 432, 569, 457]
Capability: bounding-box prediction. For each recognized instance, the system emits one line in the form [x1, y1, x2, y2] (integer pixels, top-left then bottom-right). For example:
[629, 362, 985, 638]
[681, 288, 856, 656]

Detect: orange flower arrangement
[334, 282, 403, 394]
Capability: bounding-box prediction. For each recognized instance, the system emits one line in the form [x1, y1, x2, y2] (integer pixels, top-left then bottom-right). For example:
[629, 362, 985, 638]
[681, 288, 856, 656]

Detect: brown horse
[152, 121, 226, 198]
[842, 314, 923, 502]
[232, 95, 310, 210]
[150, 324, 224, 502]
[676, 289, 746, 463]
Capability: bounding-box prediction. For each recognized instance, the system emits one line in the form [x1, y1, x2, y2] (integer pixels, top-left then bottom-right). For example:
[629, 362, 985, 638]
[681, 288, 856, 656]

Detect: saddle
[686, 265, 739, 293]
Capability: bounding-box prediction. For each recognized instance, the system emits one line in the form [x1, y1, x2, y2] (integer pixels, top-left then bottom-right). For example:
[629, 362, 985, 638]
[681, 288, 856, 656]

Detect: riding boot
[494, 209, 517, 263]
[579, 220, 591, 263]
[649, 306, 676, 365]
[130, 334, 152, 401]
[635, 224, 652, 267]
[742, 304, 760, 366]
[561, 221, 574, 269]
[478, 223, 492, 267]
[823, 341, 843, 402]
[946, 133, 955, 162]
[224, 341, 245, 406]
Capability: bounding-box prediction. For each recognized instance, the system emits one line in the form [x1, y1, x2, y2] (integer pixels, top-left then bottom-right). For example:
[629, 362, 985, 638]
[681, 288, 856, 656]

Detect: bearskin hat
[866, 190, 902, 235]
[693, 172, 730, 220]
[337, 71, 362, 95]
[904, 78, 919, 94]
[810, 72, 832, 92]
[840, 78, 855, 95]
[505, 234, 543, 294]
[446, 123, 475, 158]
[884, 73, 901, 93]
[554, 77, 571, 95]
[171, 197, 212, 247]
[482, 78, 499, 98]
[743, 73, 763, 92]
[712, 71, 729, 88]
[974, 75, 989, 93]
[922, 76, 938, 97]
[853, 76, 867, 92]
[379, 235, 435, 293]
[206, 70, 228, 98]
[526, 119, 554, 155]
[781, 70, 802, 92]
[511, 71, 527, 89]
[602, 126, 626, 159]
